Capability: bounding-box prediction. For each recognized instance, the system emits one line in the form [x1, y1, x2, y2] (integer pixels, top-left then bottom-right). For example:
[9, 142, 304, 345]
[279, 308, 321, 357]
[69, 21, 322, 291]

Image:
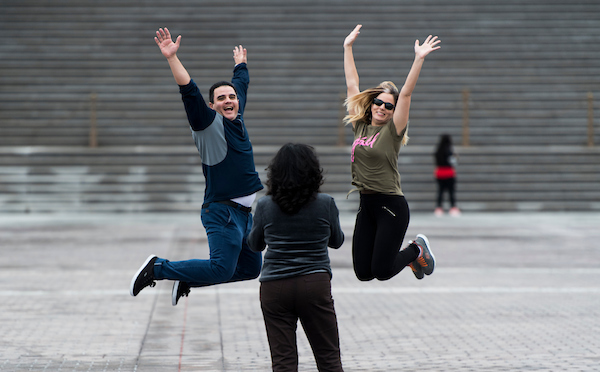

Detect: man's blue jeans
[153, 202, 262, 287]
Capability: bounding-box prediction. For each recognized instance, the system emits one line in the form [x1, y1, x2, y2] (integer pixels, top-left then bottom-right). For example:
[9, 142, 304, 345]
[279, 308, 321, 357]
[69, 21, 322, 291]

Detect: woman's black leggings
[352, 193, 419, 281]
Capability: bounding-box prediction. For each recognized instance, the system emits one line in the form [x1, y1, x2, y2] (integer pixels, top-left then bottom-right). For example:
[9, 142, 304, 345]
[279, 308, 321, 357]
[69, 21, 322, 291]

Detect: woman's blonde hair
[343, 81, 409, 145]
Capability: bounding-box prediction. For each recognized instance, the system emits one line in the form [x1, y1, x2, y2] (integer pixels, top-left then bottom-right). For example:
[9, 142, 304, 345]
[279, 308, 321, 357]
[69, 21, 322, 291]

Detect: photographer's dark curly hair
[266, 143, 324, 215]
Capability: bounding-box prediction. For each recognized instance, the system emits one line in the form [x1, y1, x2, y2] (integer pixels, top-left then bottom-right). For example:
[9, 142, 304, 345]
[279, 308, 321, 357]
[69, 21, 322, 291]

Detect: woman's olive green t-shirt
[350, 119, 408, 196]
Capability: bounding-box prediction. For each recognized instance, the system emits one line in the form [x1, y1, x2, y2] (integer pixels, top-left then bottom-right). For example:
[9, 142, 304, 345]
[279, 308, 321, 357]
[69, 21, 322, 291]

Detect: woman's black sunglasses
[373, 98, 395, 110]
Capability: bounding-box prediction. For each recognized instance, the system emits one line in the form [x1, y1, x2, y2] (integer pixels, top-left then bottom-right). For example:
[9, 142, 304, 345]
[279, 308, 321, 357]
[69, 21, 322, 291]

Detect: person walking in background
[130, 28, 263, 305]
[343, 24, 439, 281]
[434, 134, 461, 217]
[248, 143, 345, 372]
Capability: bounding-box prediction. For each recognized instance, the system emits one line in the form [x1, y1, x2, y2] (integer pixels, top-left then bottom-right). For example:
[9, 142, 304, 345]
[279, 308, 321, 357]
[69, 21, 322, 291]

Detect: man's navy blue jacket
[179, 63, 263, 203]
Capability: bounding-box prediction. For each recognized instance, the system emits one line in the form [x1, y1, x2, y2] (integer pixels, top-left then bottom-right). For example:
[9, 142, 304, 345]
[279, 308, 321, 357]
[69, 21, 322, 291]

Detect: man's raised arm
[155, 27, 191, 86]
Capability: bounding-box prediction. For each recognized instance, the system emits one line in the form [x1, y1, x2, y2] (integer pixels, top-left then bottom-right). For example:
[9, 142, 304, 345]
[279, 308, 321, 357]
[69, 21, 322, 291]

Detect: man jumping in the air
[130, 27, 263, 306]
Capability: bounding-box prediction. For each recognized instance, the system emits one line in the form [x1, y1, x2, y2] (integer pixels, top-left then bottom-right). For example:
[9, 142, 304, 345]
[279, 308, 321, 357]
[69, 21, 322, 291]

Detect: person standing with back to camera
[434, 134, 461, 217]
[343, 24, 439, 281]
[248, 143, 344, 372]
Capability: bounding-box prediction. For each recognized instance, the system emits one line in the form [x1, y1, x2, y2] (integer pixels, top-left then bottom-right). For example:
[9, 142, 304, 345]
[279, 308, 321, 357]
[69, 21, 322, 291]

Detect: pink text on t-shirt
[351, 133, 380, 162]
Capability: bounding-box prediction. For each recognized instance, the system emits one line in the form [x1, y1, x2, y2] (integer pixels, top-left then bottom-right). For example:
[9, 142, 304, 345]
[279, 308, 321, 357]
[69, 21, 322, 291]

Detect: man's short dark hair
[209, 81, 237, 103]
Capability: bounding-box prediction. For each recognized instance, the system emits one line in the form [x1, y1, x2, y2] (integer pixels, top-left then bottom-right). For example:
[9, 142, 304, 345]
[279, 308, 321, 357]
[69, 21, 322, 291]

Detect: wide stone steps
[1, 0, 599, 212]
[1, 145, 598, 213]
[2, 0, 599, 148]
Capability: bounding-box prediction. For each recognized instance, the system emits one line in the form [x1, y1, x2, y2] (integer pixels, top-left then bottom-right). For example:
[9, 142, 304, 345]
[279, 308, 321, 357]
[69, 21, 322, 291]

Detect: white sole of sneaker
[416, 234, 435, 273]
[130, 254, 157, 296]
[172, 281, 180, 306]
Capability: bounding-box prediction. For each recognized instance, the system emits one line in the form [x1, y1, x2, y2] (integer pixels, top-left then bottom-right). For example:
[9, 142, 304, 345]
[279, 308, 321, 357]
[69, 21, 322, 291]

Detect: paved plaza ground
[1, 211, 599, 371]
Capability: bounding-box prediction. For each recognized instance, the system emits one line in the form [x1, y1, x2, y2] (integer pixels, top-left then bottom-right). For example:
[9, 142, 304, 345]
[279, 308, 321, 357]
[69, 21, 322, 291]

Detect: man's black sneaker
[172, 281, 191, 306]
[130, 255, 158, 296]
[414, 234, 435, 275]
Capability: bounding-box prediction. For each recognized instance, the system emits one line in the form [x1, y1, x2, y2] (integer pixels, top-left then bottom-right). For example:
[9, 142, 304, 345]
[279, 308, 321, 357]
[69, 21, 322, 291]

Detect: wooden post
[89, 93, 97, 148]
[588, 91, 594, 147]
[462, 88, 470, 147]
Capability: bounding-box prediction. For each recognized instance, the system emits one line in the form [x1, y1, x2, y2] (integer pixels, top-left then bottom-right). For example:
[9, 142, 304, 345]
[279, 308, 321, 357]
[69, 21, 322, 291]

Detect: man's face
[210, 85, 239, 121]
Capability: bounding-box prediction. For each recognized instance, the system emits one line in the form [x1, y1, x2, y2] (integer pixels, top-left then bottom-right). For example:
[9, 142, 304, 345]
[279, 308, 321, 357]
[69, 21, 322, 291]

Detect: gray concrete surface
[1, 211, 599, 371]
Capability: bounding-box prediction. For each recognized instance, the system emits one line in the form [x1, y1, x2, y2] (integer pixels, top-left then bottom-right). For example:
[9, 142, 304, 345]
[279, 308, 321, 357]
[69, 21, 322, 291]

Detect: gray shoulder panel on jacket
[190, 114, 227, 166]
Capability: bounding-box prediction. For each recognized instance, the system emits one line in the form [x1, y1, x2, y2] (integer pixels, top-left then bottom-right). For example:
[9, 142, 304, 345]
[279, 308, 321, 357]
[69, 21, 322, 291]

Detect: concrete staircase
[1, 0, 599, 213]
[1, 145, 598, 213]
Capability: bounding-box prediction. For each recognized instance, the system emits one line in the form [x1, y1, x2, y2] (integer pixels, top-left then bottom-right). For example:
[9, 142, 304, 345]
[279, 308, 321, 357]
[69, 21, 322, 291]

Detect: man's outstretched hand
[233, 45, 247, 65]
[155, 27, 181, 59]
